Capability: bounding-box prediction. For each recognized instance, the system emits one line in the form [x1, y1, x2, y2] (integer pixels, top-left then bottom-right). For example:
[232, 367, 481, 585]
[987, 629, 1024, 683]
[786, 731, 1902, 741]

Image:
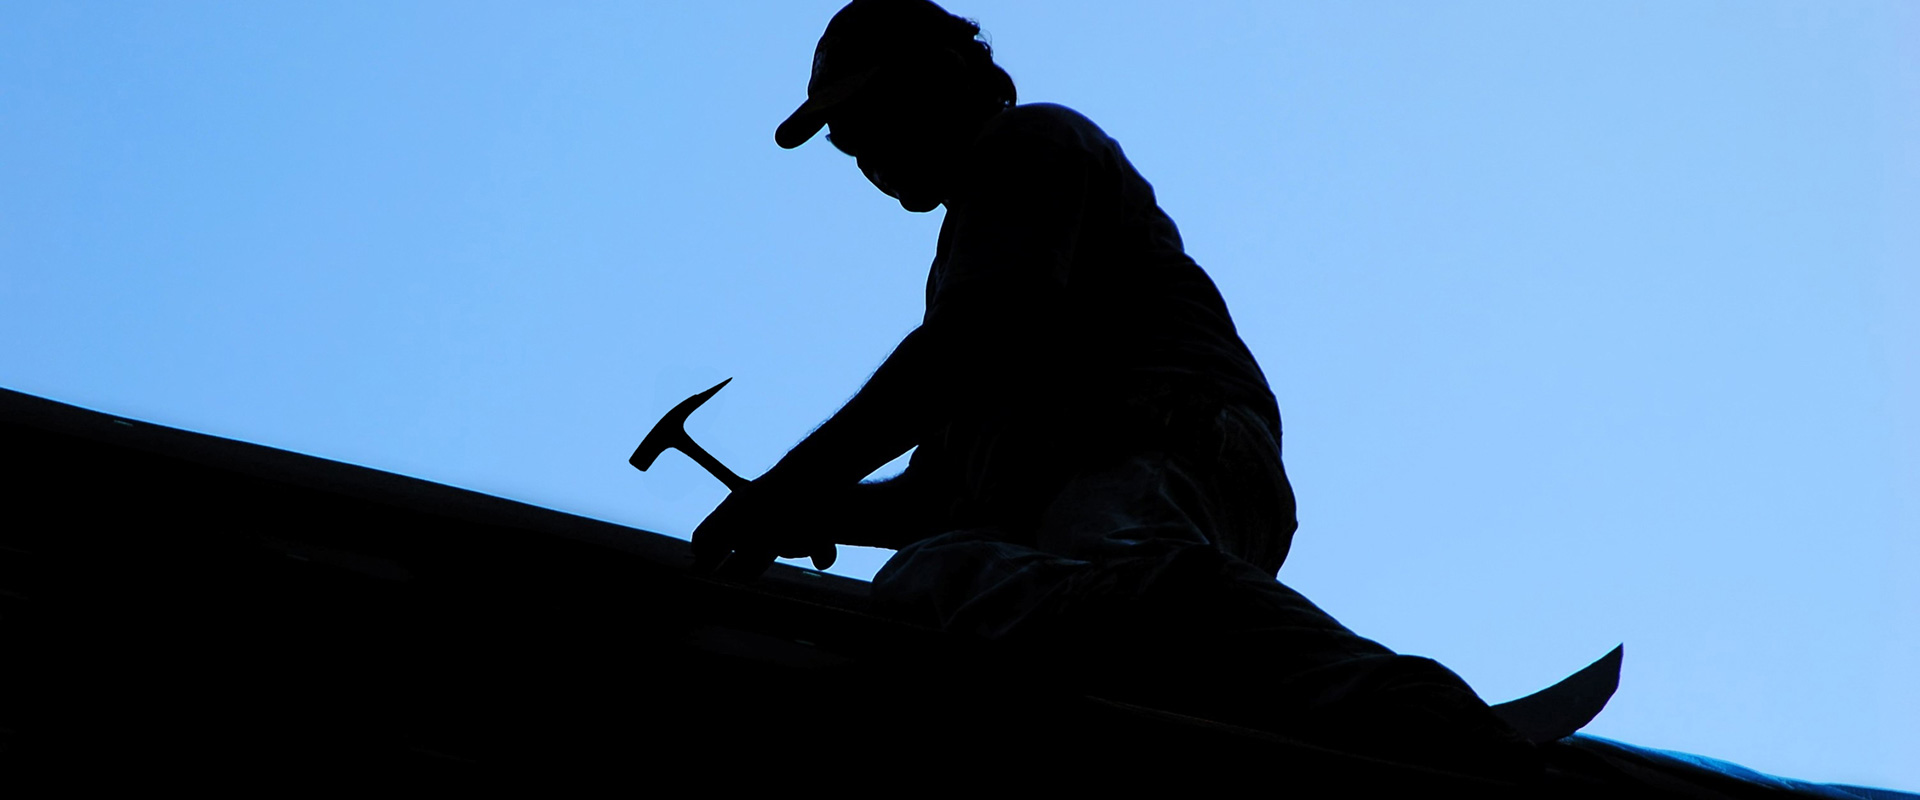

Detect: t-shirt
[913, 103, 1280, 525]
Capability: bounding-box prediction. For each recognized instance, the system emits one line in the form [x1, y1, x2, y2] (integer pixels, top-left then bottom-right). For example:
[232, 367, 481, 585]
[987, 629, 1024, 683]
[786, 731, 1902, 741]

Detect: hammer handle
[679, 439, 750, 492]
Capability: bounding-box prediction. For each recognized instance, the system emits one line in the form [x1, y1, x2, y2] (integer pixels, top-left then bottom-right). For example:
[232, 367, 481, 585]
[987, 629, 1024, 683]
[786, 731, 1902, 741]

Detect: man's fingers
[691, 489, 768, 574]
[690, 518, 737, 574]
[701, 537, 835, 578]
[692, 485, 837, 577]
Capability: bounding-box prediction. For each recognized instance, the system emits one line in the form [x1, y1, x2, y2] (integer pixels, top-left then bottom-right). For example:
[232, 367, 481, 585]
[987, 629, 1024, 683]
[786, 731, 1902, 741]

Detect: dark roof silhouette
[4, 386, 1911, 797]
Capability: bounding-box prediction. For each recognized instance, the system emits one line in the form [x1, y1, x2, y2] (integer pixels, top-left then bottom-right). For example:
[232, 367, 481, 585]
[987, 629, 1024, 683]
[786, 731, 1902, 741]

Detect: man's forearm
[760, 291, 1052, 488]
[762, 325, 938, 487]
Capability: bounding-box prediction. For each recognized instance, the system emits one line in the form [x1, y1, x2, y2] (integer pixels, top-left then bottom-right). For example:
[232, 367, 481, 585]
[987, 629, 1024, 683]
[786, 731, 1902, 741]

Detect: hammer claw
[630, 377, 733, 472]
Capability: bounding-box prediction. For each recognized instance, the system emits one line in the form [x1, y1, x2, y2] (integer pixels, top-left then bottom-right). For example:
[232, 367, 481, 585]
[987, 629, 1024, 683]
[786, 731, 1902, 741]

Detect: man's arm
[760, 324, 939, 488]
[691, 285, 1075, 572]
[689, 323, 942, 572]
[693, 114, 1091, 572]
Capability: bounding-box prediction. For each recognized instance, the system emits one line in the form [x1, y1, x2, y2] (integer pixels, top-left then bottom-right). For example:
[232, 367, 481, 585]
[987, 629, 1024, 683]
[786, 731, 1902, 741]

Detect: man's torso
[915, 103, 1282, 532]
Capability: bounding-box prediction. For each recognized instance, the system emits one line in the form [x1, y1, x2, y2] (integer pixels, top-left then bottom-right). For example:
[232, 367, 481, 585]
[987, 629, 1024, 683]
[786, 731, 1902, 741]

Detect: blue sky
[3, 1, 1914, 788]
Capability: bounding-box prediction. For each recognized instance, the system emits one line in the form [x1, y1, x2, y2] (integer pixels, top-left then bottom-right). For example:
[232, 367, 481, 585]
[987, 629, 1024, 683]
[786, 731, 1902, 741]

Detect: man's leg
[872, 432, 1535, 776]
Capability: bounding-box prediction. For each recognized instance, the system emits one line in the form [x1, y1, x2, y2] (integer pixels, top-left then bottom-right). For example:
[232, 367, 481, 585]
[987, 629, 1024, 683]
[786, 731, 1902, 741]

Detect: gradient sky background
[3, 1, 1915, 789]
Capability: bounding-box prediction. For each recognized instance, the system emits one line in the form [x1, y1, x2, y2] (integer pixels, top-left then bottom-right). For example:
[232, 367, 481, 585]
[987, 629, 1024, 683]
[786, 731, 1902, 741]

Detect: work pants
[873, 404, 1534, 775]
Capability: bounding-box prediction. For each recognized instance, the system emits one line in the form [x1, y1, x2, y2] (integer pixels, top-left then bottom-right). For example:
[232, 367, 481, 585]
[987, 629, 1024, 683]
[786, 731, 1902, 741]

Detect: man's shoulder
[987, 103, 1105, 134]
[975, 103, 1114, 158]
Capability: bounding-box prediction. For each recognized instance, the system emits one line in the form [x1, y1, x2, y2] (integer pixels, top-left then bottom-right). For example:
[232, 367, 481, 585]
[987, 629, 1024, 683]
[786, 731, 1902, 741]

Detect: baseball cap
[775, 0, 980, 149]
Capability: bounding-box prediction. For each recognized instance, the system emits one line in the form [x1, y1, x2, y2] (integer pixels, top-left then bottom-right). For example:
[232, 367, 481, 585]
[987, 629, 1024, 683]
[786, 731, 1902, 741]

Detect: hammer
[630, 378, 837, 572]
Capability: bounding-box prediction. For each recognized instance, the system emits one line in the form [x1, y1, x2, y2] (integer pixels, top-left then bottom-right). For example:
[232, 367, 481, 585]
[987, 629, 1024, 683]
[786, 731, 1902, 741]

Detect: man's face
[823, 67, 969, 213]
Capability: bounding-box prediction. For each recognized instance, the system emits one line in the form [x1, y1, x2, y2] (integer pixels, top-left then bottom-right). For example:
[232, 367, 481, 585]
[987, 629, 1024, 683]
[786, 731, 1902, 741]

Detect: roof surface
[4, 387, 1910, 797]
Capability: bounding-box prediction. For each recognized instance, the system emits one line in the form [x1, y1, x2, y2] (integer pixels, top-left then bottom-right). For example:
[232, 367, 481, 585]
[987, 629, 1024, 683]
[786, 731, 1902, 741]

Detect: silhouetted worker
[694, 0, 1534, 777]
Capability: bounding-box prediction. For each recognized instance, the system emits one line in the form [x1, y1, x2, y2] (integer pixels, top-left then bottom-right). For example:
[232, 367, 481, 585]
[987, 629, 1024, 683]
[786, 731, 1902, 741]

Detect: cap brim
[775, 100, 831, 150]
[773, 66, 879, 150]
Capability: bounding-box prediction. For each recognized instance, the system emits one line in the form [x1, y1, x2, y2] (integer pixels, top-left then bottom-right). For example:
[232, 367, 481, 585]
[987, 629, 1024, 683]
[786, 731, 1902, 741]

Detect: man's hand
[691, 477, 842, 578]
[690, 471, 942, 578]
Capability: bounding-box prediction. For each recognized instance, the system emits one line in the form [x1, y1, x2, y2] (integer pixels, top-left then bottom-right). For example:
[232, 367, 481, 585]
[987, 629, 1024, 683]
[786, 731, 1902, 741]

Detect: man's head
[776, 0, 1016, 212]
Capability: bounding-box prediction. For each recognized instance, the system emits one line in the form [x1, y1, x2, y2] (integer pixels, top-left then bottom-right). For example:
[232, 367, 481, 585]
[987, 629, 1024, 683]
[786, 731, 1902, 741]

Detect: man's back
[930, 103, 1277, 428]
[911, 103, 1292, 561]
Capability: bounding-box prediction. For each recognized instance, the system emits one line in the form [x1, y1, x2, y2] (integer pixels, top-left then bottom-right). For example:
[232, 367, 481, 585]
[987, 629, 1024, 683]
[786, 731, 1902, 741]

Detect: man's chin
[898, 195, 943, 213]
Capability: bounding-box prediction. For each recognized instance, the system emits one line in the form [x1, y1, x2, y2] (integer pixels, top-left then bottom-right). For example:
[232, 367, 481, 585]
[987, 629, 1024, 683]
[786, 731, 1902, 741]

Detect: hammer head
[630, 377, 731, 471]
